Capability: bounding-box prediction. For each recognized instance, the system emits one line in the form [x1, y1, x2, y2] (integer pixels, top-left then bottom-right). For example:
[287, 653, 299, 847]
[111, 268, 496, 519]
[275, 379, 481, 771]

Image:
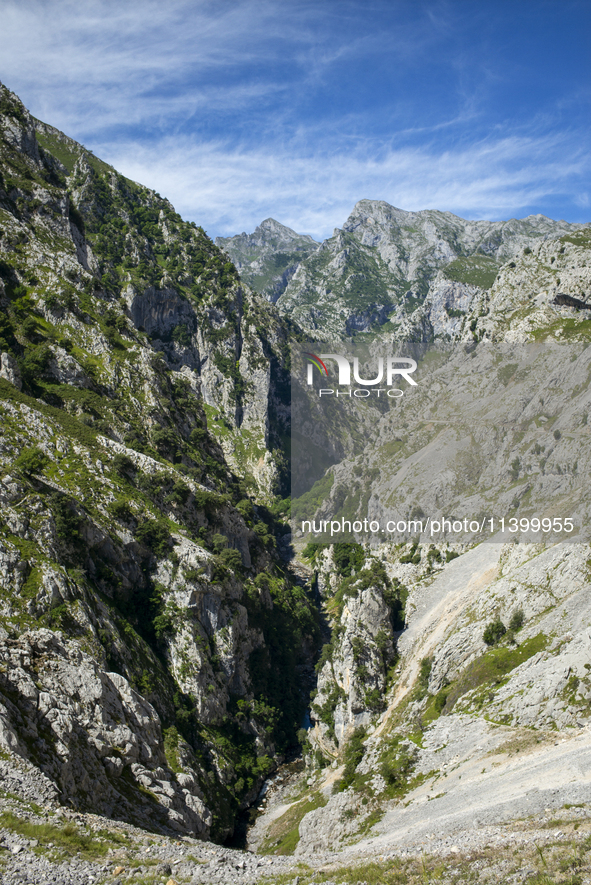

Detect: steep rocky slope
[249, 538, 591, 860]
[0, 83, 319, 841]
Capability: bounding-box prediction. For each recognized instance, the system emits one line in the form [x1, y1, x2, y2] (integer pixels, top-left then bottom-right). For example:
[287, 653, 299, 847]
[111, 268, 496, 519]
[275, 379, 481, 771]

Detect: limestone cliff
[0, 83, 318, 840]
[264, 200, 588, 338]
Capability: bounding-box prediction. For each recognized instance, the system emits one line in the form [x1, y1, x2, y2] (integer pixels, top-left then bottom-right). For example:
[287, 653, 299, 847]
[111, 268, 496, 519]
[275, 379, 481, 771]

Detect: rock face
[311, 553, 399, 751]
[216, 218, 319, 302]
[251, 539, 591, 856]
[0, 629, 211, 835]
[0, 351, 21, 388]
[0, 83, 317, 841]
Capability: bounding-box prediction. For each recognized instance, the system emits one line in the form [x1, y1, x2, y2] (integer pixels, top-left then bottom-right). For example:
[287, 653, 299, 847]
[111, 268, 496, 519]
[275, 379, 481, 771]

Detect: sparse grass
[531, 317, 591, 342]
[445, 633, 549, 715]
[0, 812, 112, 859]
[560, 230, 591, 249]
[258, 791, 327, 855]
[443, 255, 499, 289]
[491, 728, 549, 757]
[35, 130, 84, 174]
[257, 813, 591, 884]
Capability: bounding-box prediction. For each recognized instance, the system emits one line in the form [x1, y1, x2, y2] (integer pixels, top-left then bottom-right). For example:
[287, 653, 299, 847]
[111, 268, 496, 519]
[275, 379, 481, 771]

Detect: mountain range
[1, 81, 591, 884]
[217, 204, 587, 338]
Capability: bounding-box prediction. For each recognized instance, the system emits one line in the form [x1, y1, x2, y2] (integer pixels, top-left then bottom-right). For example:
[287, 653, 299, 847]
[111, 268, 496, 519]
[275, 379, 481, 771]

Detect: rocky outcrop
[0, 351, 21, 388]
[127, 286, 196, 337]
[0, 629, 211, 835]
[311, 559, 399, 751]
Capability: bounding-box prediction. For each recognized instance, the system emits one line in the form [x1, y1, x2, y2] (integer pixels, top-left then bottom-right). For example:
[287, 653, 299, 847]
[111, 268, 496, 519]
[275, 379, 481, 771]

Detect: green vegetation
[443, 255, 499, 289]
[445, 306, 465, 317]
[444, 633, 548, 715]
[498, 363, 519, 385]
[417, 656, 432, 697]
[133, 518, 171, 557]
[311, 680, 346, 743]
[379, 735, 418, 794]
[335, 727, 367, 792]
[245, 571, 320, 750]
[560, 229, 591, 249]
[259, 791, 327, 855]
[14, 445, 49, 476]
[483, 617, 507, 646]
[333, 542, 364, 577]
[400, 539, 421, 564]
[302, 541, 324, 562]
[0, 812, 111, 859]
[509, 608, 525, 632]
[330, 558, 406, 630]
[290, 471, 334, 525]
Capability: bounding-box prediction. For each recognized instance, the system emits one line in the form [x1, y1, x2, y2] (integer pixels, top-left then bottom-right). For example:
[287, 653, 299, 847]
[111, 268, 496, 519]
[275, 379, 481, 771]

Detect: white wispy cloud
[97, 129, 590, 239]
[0, 0, 463, 139]
[1, 1, 588, 238]
[0, 0, 310, 134]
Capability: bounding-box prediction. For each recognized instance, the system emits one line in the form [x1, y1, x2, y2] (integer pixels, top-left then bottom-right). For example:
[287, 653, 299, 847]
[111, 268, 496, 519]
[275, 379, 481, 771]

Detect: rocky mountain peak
[258, 216, 316, 242]
[272, 197, 590, 337]
[216, 217, 319, 302]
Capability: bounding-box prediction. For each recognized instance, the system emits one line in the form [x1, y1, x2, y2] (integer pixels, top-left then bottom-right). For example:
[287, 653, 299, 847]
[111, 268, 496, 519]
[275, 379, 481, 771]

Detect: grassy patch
[443, 255, 499, 289]
[445, 633, 548, 714]
[259, 791, 327, 855]
[560, 230, 591, 249]
[531, 317, 591, 342]
[0, 812, 111, 859]
[34, 131, 79, 174]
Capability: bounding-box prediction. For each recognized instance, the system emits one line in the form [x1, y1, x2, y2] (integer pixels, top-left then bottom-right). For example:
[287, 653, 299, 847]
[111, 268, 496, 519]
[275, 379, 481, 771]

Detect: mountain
[268, 200, 588, 336]
[0, 82, 318, 841]
[215, 218, 318, 302]
[2, 81, 591, 884]
[232, 210, 591, 865]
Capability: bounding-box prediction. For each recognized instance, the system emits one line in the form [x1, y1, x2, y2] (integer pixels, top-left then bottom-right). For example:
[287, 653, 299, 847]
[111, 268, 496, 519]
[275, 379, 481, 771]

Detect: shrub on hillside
[15, 446, 49, 476]
[509, 608, 525, 632]
[483, 618, 506, 646]
[134, 518, 171, 557]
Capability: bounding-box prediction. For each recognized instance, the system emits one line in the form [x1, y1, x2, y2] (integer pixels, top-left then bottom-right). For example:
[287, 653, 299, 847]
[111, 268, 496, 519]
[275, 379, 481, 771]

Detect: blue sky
[1, 0, 589, 239]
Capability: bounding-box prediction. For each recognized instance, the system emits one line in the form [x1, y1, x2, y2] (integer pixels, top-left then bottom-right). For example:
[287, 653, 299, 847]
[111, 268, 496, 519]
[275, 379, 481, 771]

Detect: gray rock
[0, 352, 21, 389]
